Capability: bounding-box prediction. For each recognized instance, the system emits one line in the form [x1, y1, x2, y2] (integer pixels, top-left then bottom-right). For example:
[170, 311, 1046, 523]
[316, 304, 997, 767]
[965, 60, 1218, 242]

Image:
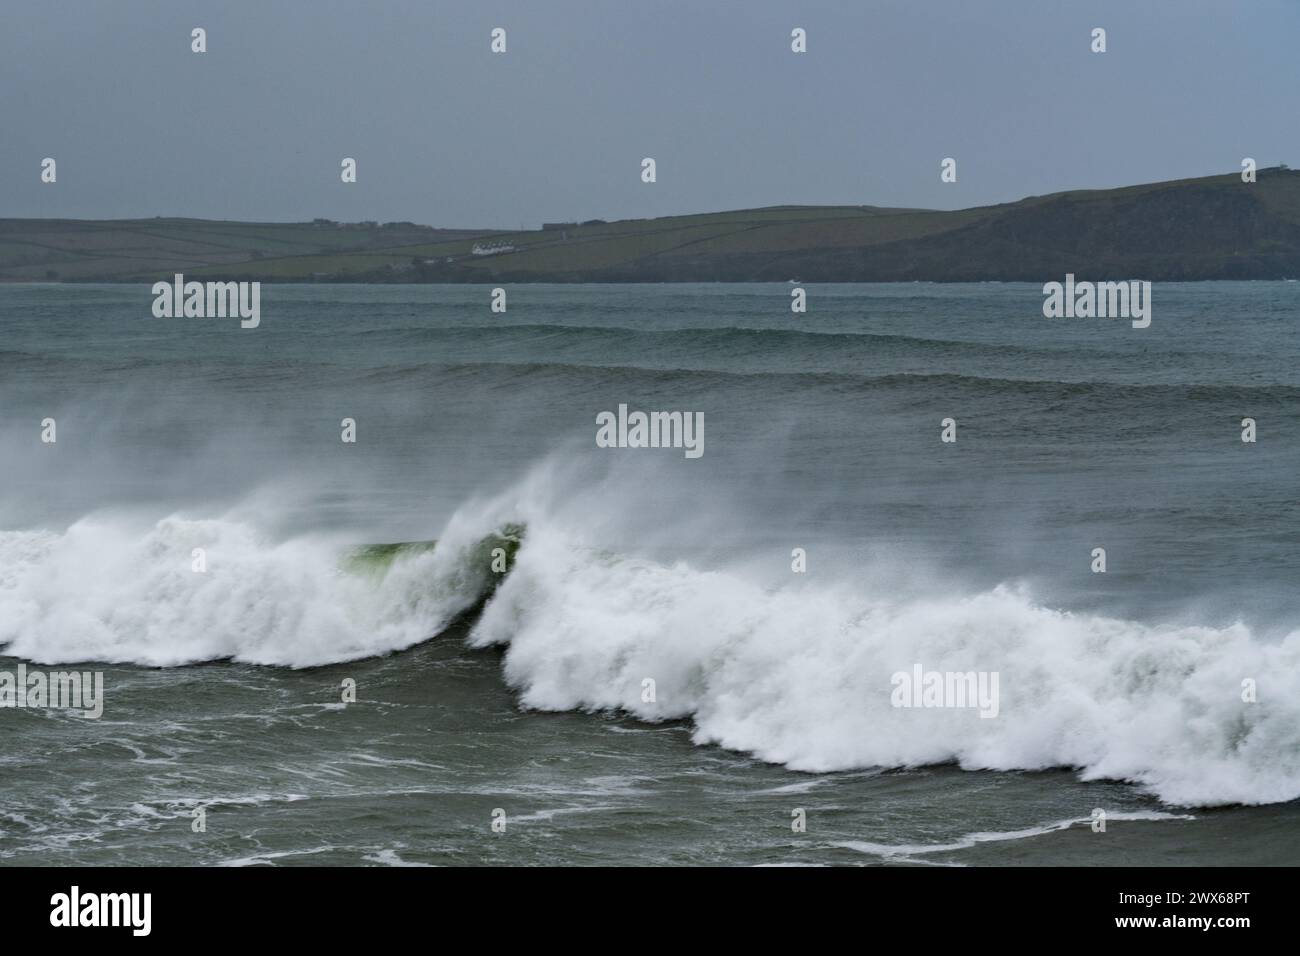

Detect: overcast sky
[2, 0, 1296, 229]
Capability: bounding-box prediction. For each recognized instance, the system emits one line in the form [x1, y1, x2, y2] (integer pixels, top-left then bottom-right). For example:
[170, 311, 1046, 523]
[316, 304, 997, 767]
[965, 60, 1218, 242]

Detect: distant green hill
[4, 168, 1299, 283]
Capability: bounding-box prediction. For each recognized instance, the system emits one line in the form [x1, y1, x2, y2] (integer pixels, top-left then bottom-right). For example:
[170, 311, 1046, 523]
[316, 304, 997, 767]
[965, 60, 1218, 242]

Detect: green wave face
[343, 524, 525, 582]
[345, 539, 437, 574]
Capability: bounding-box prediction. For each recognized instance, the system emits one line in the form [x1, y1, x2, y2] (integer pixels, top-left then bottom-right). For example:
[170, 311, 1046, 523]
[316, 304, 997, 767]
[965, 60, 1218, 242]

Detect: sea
[1, 281, 1298, 866]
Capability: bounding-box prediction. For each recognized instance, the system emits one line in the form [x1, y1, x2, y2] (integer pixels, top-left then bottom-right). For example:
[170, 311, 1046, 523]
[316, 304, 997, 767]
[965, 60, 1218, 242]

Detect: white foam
[463, 481, 1300, 808]
[834, 811, 1196, 860]
[0, 511, 492, 667]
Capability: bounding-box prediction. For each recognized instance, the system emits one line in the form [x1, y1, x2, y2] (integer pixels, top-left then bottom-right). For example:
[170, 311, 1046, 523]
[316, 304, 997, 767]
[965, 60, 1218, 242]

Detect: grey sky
[2, 0, 1295, 229]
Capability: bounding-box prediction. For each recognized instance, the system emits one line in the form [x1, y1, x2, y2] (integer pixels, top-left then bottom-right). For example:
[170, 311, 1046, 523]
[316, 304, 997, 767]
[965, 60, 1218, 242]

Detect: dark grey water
[1, 282, 1298, 865]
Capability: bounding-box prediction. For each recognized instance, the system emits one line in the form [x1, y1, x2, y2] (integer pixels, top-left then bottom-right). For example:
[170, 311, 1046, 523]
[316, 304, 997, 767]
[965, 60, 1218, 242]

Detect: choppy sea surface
[2, 282, 1298, 866]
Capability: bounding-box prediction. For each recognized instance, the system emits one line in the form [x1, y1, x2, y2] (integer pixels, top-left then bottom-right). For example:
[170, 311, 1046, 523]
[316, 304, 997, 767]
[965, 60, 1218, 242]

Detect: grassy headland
[4, 168, 1299, 283]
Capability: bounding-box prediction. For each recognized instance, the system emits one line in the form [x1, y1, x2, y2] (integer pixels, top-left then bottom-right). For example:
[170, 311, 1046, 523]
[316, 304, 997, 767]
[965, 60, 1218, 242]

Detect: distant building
[472, 242, 516, 256]
[543, 222, 578, 231]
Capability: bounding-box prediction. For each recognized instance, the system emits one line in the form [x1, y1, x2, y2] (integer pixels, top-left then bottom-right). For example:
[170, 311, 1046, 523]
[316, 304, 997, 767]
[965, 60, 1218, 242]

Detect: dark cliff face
[904, 176, 1300, 280]
[533, 170, 1300, 283]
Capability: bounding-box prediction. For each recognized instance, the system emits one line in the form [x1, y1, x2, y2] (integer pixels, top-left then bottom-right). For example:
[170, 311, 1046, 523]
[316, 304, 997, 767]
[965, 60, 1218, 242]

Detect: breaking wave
[3, 466, 1298, 808]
